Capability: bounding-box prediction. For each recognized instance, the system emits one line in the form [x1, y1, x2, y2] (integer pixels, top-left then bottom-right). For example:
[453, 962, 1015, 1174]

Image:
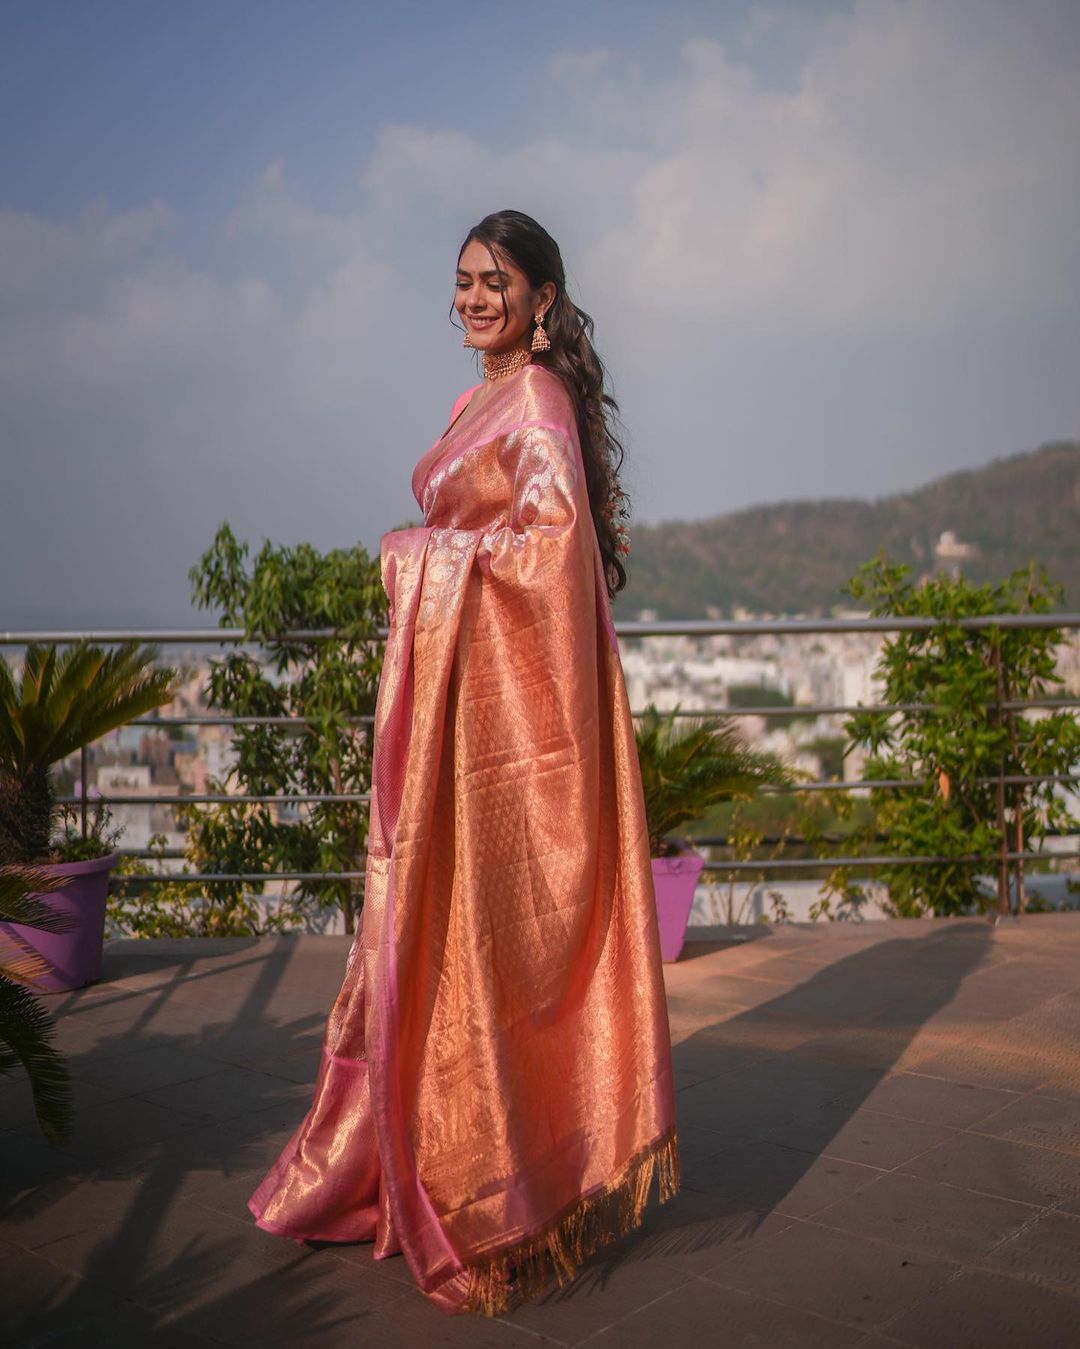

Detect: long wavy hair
[455, 210, 628, 598]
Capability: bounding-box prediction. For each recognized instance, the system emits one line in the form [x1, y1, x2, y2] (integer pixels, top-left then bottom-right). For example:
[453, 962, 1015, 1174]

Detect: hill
[620, 441, 1079, 617]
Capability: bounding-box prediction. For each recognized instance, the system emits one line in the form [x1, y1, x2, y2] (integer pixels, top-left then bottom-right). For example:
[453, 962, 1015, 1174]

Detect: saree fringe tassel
[464, 1128, 681, 1317]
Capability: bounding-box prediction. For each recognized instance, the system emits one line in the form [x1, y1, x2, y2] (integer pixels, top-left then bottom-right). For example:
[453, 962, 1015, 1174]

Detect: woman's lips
[467, 316, 497, 328]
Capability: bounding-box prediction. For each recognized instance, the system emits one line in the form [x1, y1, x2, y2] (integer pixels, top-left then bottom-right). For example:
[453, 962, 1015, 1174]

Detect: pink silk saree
[248, 364, 678, 1315]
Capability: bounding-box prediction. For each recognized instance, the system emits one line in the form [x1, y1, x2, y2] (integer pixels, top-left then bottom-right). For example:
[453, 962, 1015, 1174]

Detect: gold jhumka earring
[463, 329, 475, 348]
[530, 311, 551, 352]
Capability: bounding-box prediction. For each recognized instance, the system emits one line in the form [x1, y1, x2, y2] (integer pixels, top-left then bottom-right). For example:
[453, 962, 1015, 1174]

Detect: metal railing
[4, 616, 1078, 897]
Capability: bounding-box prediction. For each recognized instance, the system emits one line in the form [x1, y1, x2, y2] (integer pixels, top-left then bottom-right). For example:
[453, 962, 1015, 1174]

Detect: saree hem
[462, 1126, 681, 1317]
[247, 1202, 315, 1245]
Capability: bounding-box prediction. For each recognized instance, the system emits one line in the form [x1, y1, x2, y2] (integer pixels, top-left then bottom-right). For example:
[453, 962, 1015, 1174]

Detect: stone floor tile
[899, 1132, 1080, 1208]
[908, 1041, 1058, 1093]
[810, 1171, 1036, 1262]
[365, 1289, 565, 1347]
[972, 1091, 1080, 1155]
[668, 1121, 747, 1173]
[685, 1138, 884, 1219]
[134, 1068, 311, 1126]
[500, 1246, 696, 1345]
[1, 1235, 127, 1346]
[693, 969, 811, 1004]
[2, 1171, 154, 1252]
[883, 1267, 1080, 1348]
[611, 1190, 795, 1278]
[110, 1113, 292, 1201]
[0, 1074, 119, 1133]
[764, 1104, 956, 1171]
[792, 1026, 927, 1073]
[585, 1276, 865, 1349]
[671, 1036, 777, 1080]
[35, 1196, 395, 1332]
[702, 1219, 957, 1331]
[14, 1094, 198, 1166]
[187, 1168, 283, 1224]
[843, 1072, 1020, 1128]
[978, 1208, 1080, 1294]
[17, 1294, 223, 1348]
[234, 1045, 322, 1086]
[0, 1128, 79, 1204]
[677, 1056, 881, 1137]
[66, 1043, 226, 1099]
[175, 1247, 406, 1348]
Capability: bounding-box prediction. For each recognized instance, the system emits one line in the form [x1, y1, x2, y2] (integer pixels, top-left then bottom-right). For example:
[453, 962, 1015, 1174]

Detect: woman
[249, 210, 678, 1316]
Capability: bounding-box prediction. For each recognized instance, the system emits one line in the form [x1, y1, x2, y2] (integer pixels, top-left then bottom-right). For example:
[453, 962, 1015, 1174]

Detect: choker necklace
[483, 348, 531, 381]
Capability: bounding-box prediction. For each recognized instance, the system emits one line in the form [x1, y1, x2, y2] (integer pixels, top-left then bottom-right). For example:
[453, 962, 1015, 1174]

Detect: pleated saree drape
[249, 364, 678, 1315]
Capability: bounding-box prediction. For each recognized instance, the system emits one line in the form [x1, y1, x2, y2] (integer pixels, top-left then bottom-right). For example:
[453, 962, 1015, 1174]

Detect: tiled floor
[3, 915, 1080, 1347]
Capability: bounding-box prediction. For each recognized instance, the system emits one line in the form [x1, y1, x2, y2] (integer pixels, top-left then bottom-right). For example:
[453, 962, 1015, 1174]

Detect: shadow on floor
[4, 922, 996, 1339]
[3, 938, 385, 1345]
[537, 920, 994, 1304]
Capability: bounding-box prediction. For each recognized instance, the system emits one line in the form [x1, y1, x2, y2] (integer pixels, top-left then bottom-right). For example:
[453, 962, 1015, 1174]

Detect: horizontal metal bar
[61, 770, 1077, 810]
[58, 793, 370, 806]
[689, 829, 1079, 847]
[761, 779, 914, 793]
[4, 613, 1080, 645]
[91, 695, 1080, 733]
[115, 872, 368, 884]
[700, 849, 1080, 872]
[128, 715, 375, 728]
[637, 698, 1080, 719]
[617, 615, 1080, 637]
[0, 628, 385, 644]
[112, 850, 1080, 885]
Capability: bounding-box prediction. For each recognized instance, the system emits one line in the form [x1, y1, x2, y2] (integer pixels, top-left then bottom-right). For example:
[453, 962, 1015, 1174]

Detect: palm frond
[0, 657, 21, 763]
[0, 642, 176, 776]
[0, 975, 72, 1145]
[0, 945, 52, 986]
[0, 867, 74, 932]
[0, 868, 72, 999]
[636, 705, 792, 854]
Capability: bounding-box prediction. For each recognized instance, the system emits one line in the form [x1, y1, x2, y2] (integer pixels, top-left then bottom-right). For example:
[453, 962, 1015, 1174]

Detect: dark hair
[455, 209, 628, 598]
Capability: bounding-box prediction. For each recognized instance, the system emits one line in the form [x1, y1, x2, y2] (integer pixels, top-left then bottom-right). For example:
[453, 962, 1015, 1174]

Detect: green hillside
[619, 441, 1079, 618]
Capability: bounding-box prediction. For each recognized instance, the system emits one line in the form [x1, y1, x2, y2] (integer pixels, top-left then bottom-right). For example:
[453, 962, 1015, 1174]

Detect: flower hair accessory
[602, 484, 631, 557]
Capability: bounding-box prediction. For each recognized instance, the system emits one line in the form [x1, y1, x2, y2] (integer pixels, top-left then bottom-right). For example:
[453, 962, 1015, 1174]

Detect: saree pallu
[249, 364, 678, 1315]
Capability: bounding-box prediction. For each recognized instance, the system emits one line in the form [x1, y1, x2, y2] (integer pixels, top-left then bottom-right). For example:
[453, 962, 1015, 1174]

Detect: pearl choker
[483, 348, 531, 380]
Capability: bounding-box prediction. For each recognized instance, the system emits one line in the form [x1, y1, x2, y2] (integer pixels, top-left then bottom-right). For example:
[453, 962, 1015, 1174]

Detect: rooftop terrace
[4, 916, 1080, 1348]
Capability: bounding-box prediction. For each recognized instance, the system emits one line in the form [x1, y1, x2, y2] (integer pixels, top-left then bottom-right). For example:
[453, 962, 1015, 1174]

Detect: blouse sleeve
[477, 422, 586, 588]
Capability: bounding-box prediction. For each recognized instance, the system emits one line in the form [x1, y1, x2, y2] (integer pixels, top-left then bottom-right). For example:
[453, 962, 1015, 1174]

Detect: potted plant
[0, 642, 176, 991]
[635, 705, 791, 961]
[0, 866, 73, 1142]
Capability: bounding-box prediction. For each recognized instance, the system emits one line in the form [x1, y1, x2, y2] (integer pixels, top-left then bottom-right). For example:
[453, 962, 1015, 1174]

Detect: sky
[2, 0, 1078, 627]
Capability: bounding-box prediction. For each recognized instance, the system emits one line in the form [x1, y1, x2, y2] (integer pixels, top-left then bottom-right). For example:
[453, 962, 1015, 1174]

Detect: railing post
[992, 641, 1010, 918]
[1002, 654, 1026, 915]
[80, 745, 88, 840]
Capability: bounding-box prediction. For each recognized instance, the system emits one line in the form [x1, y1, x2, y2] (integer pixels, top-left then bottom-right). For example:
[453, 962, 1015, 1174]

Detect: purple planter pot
[651, 853, 705, 963]
[0, 852, 119, 993]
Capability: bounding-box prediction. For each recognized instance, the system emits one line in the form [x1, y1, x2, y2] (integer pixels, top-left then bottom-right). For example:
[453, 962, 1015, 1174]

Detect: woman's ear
[536, 280, 557, 317]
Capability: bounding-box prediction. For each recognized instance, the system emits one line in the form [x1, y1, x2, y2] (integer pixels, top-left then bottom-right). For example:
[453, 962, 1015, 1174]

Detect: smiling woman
[247, 209, 677, 1316]
[456, 240, 552, 354]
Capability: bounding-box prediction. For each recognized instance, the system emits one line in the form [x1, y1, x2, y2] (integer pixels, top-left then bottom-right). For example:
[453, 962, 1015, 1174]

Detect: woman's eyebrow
[456, 267, 512, 280]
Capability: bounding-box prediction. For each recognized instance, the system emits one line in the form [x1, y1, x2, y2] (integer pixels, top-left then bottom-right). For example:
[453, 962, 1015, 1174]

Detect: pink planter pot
[651, 853, 705, 963]
[0, 852, 119, 993]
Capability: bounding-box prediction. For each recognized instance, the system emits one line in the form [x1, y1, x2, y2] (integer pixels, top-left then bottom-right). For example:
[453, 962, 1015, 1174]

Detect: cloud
[2, 0, 1077, 626]
[353, 4, 1080, 337]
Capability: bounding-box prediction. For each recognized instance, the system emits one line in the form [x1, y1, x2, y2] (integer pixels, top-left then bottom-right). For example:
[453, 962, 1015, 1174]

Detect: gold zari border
[464, 1128, 681, 1316]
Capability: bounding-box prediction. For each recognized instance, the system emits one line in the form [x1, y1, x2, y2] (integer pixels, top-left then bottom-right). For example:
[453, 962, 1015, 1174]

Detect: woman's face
[455, 239, 553, 354]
